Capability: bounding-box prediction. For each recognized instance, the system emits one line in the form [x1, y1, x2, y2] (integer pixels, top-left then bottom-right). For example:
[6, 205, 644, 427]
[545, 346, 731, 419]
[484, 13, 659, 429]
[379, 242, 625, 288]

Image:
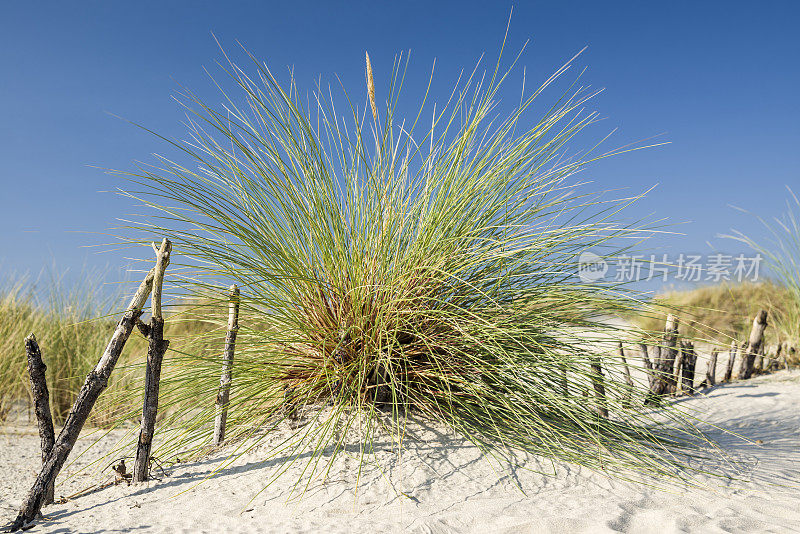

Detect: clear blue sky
[2, 1, 798, 293]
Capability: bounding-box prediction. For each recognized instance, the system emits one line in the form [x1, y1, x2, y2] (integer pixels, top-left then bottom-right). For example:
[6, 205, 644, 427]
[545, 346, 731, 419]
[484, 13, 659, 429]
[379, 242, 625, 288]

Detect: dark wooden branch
[10, 266, 156, 531]
[133, 239, 172, 483]
[214, 284, 240, 446]
[739, 310, 768, 380]
[25, 334, 55, 505]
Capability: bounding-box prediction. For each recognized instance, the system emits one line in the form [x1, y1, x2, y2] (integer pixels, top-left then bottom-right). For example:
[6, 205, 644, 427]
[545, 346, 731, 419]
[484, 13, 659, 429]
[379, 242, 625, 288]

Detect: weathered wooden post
[133, 239, 172, 482]
[25, 334, 55, 505]
[705, 348, 718, 388]
[772, 342, 784, 371]
[679, 341, 697, 395]
[673, 340, 686, 395]
[646, 314, 679, 401]
[723, 341, 737, 382]
[10, 264, 158, 531]
[213, 284, 240, 446]
[753, 344, 765, 375]
[739, 310, 768, 380]
[618, 342, 634, 407]
[640, 343, 654, 387]
[589, 356, 608, 418]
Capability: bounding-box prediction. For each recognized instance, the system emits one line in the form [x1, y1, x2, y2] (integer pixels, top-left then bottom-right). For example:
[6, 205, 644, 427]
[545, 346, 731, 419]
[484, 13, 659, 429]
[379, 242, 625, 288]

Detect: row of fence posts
[9, 239, 243, 531]
[8, 242, 797, 529]
[588, 309, 793, 417]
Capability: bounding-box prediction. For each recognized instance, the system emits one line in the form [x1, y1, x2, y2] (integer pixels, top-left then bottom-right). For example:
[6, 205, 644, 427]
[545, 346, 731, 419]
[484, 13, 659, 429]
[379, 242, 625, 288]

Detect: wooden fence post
[25, 334, 55, 505]
[679, 341, 697, 395]
[739, 310, 768, 380]
[618, 342, 634, 407]
[646, 314, 679, 401]
[133, 239, 172, 482]
[10, 264, 157, 531]
[704, 348, 718, 388]
[640, 343, 654, 387]
[723, 341, 737, 382]
[753, 344, 764, 375]
[213, 284, 240, 446]
[772, 342, 783, 372]
[589, 356, 608, 418]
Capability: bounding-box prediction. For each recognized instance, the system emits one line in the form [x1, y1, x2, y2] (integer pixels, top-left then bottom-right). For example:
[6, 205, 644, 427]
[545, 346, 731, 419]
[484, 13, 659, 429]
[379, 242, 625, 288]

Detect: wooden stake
[10, 266, 156, 531]
[739, 310, 768, 380]
[213, 284, 240, 446]
[753, 344, 763, 374]
[639, 343, 654, 388]
[773, 342, 784, 372]
[25, 334, 55, 505]
[618, 342, 634, 407]
[705, 348, 718, 388]
[646, 314, 679, 401]
[673, 341, 686, 395]
[679, 341, 697, 395]
[133, 239, 172, 483]
[723, 341, 737, 382]
[589, 356, 608, 418]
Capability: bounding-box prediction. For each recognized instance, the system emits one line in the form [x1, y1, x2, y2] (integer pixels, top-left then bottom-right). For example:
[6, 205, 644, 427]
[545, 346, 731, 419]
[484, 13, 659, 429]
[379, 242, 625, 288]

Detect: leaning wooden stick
[25, 334, 56, 505]
[10, 265, 156, 532]
[213, 284, 240, 446]
[133, 239, 172, 482]
[739, 310, 768, 380]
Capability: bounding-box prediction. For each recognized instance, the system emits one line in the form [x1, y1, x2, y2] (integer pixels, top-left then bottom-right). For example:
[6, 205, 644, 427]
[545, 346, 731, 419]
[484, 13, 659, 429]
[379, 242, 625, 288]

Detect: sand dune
[2, 370, 799, 533]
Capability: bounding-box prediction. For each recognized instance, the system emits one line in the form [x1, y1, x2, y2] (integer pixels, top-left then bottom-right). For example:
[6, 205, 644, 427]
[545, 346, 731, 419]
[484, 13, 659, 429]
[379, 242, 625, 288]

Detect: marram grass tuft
[114, 44, 726, 493]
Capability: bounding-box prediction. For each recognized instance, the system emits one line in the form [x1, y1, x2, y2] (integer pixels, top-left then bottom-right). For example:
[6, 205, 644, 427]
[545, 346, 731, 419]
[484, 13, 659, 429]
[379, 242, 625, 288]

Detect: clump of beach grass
[633, 281, 794, 346]
[0, 272, 145, 426]
[113, 42, 728, 493]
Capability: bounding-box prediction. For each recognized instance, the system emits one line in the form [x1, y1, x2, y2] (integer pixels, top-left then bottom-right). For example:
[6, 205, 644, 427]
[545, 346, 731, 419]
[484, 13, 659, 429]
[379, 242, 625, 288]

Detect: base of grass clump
[113, 41, 730, 491]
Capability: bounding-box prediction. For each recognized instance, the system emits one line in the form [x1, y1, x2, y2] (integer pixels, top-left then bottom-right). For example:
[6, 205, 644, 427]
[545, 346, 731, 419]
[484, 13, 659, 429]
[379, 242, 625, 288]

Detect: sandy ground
[2, 370, 800, 534]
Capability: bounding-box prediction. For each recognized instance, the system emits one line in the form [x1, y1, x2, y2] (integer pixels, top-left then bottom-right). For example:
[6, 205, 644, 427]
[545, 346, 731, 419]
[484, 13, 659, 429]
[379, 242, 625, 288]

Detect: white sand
[2, 370, 800, 533]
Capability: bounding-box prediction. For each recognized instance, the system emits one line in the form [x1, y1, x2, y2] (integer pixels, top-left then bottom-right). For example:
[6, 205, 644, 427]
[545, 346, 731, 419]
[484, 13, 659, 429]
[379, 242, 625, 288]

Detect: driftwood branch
[739, 310, 768, 380]
[213, 284, 240, 446]
[133, 238, 172, 482]
[25, 334, 55, 505]
[10, 266, 156, 531]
